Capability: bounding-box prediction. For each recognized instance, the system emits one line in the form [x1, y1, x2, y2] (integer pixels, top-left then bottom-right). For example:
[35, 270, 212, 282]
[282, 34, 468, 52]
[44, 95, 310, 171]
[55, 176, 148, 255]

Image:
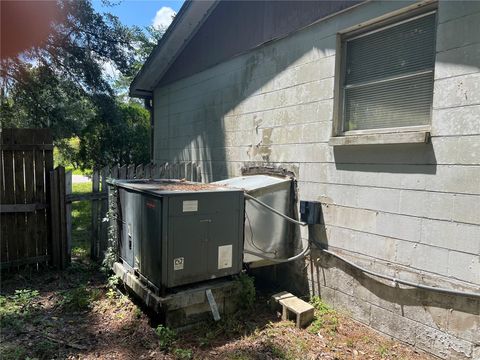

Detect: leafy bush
[155, 324, 176, 350]
[235, 272, 256, 310]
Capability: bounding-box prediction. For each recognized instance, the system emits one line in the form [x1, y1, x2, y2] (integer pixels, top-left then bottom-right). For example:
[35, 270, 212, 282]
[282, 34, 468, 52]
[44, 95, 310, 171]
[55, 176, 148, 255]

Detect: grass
[71, 181, 92, 259]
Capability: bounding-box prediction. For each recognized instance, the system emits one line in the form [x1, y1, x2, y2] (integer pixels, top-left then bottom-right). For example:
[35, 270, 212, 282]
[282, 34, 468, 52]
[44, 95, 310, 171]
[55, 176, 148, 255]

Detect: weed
[264, 340, 290, 360]
[235, 272, 255, 310]
[106, 288, 117, 300]
[60, 287, 100, 311]
[172, 347, 193, 359]
[34, 339, 58, 359]
[0, 344, 27, 360]
[346, 338, 355, 348]
[134, 306, 143, 319]
[0, 289, 40, 332]
[378, 344, 389, 357]
[310, 296, 330, 315]
[108, 274, 120, 288]
[307, 296, 338, 335]
[155, 324, 176, 350]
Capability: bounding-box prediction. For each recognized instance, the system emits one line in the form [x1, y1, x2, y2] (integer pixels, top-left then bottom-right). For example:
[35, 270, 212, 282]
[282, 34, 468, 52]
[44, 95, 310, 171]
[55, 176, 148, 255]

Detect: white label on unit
[218, 245, 232, 269]
[173, 257, 184, 271]
[182, 200, 198, 212]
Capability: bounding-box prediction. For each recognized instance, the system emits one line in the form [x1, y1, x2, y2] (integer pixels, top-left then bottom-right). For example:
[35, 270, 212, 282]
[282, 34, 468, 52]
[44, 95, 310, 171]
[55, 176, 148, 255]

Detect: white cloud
[152, 6, 176, 30]
[102, 60, 120, 80]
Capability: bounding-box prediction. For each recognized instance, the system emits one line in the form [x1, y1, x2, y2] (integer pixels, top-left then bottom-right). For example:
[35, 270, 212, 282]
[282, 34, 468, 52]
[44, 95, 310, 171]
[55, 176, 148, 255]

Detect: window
[334, 9, 437, 140]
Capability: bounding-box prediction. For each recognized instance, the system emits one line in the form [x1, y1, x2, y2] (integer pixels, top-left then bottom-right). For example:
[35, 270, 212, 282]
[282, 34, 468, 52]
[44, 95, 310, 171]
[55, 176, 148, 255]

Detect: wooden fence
[65, 162, 203, 260]
[0, 129, 69, 269]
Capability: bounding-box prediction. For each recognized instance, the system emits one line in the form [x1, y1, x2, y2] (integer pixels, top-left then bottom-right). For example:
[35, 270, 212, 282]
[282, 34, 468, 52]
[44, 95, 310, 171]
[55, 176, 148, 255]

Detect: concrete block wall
[153, 1, 480, 358]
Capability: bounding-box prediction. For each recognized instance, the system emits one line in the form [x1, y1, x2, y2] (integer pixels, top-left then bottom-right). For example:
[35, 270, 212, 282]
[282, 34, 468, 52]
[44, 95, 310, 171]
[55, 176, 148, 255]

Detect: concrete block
[376, 212, 422, 243]
[448, 251, 480, 285]
[279, 296, 315, 328]
[356, 186, 400, 213]
[433, 73, 480, 110]
[270, 291, 294, 312]
[432, 105, 480, 136]
[435, 43, 480, 80]
[433, 136, 480, 165]
[370, 305, 417, 345]
[415, 323, 474, 359]
[421, 219, 480, 254]
[436, 12, 480, 52]
[334, 289, 371, 325]
[447, 306, 480, 344]
[438, 1, 480, 24]
[399, 190, 453, 222]
[427, 166, 480, 195]
[452, 194, 480, 225]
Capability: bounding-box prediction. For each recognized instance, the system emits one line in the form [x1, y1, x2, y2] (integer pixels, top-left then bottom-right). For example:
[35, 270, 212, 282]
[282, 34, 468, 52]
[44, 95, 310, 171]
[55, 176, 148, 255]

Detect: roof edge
[129, 0, 218, 98]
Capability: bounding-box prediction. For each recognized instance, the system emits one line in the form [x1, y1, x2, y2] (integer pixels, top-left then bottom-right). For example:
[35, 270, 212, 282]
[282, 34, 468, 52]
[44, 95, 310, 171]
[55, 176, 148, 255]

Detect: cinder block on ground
[280, 296, 315, 328]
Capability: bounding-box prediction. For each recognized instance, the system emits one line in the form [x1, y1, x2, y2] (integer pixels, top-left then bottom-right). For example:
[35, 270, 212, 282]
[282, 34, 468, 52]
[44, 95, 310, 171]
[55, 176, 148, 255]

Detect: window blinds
[343, 12, 436, 132]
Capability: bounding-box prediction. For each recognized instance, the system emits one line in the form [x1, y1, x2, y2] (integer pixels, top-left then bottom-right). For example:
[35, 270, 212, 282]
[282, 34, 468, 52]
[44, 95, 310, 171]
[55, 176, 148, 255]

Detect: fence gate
[1, 128, 68, 270]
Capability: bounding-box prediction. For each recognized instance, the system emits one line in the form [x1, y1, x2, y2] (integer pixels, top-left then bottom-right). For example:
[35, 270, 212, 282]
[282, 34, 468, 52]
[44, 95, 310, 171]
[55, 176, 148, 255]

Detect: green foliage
[34, 339, 59, 360]
[60, 287, 101, 311]
[0, 344, 27, 360]
[377, 343, 391, 357]
[310, 296, 331, 315]
[1, 0, 154, 169]
[308, 296, 338, 335]
[172, 347, 193, 360]
[235, 272, 256, 310]
[71, 181, 92, 259]
[75, 98, 150, 169]
[0, 289, 40, 333]
[108, 275, 120, 288]
[155, 325, 177, 350]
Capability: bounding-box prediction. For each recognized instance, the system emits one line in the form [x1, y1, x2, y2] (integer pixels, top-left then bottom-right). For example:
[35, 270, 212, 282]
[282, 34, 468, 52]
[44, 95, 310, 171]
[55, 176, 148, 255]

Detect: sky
[92, 0, 185, 30]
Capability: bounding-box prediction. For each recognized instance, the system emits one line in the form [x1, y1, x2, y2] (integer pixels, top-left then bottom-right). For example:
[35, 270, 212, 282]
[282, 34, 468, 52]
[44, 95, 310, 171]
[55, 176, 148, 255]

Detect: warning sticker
[218, 245, 232, 269]
[174, 257, 184, 271]
[182, 200, 198, 212]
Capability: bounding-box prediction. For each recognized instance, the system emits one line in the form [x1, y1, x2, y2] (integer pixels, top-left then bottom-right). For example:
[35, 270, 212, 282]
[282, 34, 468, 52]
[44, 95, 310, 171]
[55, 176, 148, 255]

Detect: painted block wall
[153, 1, 480, 358]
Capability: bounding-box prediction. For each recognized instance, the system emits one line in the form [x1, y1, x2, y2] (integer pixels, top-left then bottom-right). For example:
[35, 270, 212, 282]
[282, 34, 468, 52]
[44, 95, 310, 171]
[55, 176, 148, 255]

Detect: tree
[0, 0, 139, 133]
[76, 99, 150, 169]
[0, 0, 153, 168]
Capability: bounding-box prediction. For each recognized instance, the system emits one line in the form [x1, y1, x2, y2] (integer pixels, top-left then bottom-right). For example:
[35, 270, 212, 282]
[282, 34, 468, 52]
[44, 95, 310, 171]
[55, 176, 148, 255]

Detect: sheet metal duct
[213, 175, 294, 267]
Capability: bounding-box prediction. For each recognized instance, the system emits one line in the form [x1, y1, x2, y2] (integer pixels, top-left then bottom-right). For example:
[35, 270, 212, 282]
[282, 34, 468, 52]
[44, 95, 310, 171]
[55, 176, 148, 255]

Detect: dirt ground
[1, 260, 436, 360]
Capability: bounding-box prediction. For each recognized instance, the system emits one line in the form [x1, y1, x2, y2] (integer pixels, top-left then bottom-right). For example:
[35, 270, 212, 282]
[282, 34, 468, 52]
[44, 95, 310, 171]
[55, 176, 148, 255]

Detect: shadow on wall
[333, 143, 437, 175]
[309, 249, 480, 319]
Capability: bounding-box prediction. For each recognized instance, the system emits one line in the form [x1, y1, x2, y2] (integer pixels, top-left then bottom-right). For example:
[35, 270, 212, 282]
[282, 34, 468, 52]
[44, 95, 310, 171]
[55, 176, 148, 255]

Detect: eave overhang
[129, 0, 218, 98]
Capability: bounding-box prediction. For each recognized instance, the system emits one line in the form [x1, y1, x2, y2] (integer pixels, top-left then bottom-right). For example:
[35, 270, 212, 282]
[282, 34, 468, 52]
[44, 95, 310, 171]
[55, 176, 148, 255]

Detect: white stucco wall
[153, 1, 480, 358]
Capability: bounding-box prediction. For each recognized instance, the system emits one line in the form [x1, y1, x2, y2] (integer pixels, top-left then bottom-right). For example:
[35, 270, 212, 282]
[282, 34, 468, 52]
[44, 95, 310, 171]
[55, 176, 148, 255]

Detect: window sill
[329, 131, 430, 146]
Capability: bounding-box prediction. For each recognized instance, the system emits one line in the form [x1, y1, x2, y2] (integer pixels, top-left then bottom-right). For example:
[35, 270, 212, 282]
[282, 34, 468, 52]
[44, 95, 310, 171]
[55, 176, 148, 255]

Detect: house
[130, 1, 480, 358]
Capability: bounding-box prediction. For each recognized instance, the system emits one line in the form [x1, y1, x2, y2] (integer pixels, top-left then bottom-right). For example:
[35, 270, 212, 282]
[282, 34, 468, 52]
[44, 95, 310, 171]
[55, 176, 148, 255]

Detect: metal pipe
[244, 242, 310, 263]
[244, 193, 308, 226]
[314, 244, 480, 298]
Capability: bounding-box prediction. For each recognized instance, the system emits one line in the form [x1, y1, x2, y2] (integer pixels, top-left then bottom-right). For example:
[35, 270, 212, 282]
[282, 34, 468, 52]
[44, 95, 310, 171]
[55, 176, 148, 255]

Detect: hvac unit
[113, 180, 244, 293]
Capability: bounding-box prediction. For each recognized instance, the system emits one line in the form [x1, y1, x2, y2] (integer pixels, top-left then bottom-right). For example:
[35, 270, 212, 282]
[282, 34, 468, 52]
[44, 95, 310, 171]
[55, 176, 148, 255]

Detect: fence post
[49, 166, 68, 269]
[91, 170, 100, 260]
[65, 171, 72, 261]
[99, 166, 109, 259]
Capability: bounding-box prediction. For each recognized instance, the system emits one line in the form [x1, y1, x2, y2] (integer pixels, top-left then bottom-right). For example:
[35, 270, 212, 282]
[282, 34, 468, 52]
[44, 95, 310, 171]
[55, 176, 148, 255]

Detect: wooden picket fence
[66, 162, 204, 260]
[1, 129, 69, 270]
